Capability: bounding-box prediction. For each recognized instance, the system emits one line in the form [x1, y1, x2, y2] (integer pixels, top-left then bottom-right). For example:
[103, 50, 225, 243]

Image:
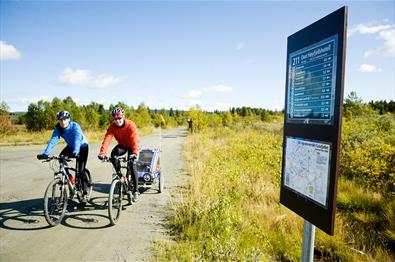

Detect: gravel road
[0, 127, 188, 261]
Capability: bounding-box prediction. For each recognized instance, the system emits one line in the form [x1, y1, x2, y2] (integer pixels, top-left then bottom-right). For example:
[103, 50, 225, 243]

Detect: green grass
[154, 125, 303, 261]
[153, 123, 394, 261]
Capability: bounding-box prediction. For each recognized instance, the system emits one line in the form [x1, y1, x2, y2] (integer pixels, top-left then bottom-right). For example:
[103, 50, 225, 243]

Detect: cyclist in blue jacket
[37, 110, 90, 204]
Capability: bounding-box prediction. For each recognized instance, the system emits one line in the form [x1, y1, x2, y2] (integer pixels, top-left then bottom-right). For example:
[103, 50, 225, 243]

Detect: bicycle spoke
[44, 178, 67, 226]
[108, 179, 122, 225]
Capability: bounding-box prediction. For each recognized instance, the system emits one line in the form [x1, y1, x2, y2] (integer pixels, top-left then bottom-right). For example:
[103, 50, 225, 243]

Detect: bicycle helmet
[56, 110, 71, 120]
[111, 107, 125, 118]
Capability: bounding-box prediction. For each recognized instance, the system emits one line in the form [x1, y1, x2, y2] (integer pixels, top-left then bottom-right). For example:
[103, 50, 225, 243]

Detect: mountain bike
[100, 156, 134, 225]
[40, 155, 92, 226]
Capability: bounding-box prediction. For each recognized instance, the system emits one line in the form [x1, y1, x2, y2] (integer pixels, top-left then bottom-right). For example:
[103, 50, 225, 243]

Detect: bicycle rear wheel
[76, 168, 93, 204]
[43, 177, 68, 226]
[108, 178, 122, 225]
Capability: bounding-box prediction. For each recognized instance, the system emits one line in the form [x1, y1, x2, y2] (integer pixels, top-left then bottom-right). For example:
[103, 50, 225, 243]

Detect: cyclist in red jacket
[98, 107, 140, 202]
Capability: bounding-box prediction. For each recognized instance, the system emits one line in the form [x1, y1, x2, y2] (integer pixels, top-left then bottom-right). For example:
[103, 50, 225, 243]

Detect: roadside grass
[154, 125, 303, 260]
[0, 129, 54, 144]
[0, 125, 155, 145]
[153, 124, 394, 261]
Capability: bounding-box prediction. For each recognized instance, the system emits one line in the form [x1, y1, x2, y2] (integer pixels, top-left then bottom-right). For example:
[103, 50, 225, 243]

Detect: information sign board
[287, 35, 338, 125]
[280, 6, 347, 235]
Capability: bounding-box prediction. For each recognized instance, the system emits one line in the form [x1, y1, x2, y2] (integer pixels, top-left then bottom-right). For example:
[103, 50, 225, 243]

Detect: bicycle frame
[45, 156, 73, 189]
[44, 156, 86, 199]
[103, 156, 133, 190]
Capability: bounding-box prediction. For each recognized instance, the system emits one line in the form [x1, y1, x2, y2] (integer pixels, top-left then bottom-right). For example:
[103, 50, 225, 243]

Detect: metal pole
[301, 220, 315, 262]
[159, 122, 162, 152]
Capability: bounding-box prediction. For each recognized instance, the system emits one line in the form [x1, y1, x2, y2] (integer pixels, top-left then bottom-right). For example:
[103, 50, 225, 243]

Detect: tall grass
[153, 123, 394, 261]
[154, 125, 303, 261]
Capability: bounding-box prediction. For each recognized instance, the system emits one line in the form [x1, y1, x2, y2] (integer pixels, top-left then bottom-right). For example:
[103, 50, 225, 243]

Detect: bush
[341, 110, 395, 194]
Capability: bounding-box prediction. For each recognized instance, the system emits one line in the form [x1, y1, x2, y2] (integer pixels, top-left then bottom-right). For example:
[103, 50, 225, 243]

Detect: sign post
[280, 6, 347, 258]
[301, 220, 315, 262]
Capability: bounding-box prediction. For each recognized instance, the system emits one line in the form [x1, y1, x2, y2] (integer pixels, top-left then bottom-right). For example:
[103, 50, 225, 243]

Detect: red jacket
[99, 119, 139, 155]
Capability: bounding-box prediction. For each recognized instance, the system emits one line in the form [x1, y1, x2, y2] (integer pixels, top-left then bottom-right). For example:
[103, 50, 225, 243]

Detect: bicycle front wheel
[108, 178, 123, 225]
[43, 177, 68, 226]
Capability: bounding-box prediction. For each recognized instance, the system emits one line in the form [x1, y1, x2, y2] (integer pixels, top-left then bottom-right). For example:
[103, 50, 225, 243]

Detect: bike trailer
[136, 148, 161, 188]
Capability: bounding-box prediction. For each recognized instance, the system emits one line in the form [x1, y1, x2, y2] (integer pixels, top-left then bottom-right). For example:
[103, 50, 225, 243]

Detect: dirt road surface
[0, 127, 188, 261]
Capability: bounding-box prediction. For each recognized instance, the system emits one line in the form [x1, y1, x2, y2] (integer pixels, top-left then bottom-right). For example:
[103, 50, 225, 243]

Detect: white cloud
[203, 84, 233, 93]
[348, 21, 395, 58]
[59, 67, 126, 88]
[348, 23, 392, 37]
[236, 42, 244, 51]
[364, 28, 395, 58]
[0, 41, 22, 61]
[185, 90, 203, 98]
[358, 64, 382, 73]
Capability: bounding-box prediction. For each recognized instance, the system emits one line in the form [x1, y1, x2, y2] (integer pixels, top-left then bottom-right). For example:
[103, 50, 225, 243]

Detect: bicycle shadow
[61, 196, 114, 229]
[138, 185, 160, 195]
[0, 195, 114, 231]
[0, 198, 51, 231]
[92, 182, 110, 194]
[94, 182, 153, 196]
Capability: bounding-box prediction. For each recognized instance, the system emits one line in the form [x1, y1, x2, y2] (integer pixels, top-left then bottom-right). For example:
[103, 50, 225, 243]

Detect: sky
[1, 0, 394, 112]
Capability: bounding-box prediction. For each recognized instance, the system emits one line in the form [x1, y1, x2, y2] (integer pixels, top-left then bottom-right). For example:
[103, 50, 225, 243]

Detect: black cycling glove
[37, 154, 48, 160]
[130, 154, 137, 161]
[71, 152, 79, 158]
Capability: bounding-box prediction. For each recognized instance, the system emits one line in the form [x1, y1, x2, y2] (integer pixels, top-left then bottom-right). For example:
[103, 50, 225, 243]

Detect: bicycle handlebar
[40, 155, 72, 163]
[99, 156, 131, 163]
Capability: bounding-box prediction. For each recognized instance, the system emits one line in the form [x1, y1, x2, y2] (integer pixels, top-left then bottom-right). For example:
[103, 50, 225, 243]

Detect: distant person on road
[98, 107, 140, 202]
[187, 118, 193, 133]
[37, 110, 90, 204]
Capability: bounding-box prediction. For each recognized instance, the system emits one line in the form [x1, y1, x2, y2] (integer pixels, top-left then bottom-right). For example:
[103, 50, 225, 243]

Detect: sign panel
[283, 137, 331, 207]
[280, 6, 347, 235]
[287, 35, 338, 125]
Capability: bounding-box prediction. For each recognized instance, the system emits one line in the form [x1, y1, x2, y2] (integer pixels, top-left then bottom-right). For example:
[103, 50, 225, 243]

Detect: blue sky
[1, 0, 394, 112]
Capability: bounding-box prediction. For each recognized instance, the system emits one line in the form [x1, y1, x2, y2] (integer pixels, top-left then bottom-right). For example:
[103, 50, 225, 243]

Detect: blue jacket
[43, 122, 88, 156]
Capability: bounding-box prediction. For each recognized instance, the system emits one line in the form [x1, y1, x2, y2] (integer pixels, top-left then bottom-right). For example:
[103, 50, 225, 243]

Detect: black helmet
[56, 110, 71, 120]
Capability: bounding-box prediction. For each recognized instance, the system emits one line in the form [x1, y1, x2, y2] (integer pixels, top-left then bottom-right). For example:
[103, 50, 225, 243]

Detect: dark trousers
[60, 145, 89, 194]
[110, 144, 138, 193]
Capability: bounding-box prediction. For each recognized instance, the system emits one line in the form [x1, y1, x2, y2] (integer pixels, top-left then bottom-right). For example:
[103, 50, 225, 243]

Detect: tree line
[0, 97, 281, 133]
[16, 96, 188, 131]
[1, 93, 393, 134]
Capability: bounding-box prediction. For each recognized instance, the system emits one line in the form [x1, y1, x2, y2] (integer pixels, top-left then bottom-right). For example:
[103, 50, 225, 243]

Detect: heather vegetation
[154, 94, 394, 261]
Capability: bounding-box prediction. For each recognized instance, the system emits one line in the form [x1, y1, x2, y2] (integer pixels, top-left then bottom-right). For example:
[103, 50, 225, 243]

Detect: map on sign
[283, 137, 331, 207]
[286, 34, 338, 125]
